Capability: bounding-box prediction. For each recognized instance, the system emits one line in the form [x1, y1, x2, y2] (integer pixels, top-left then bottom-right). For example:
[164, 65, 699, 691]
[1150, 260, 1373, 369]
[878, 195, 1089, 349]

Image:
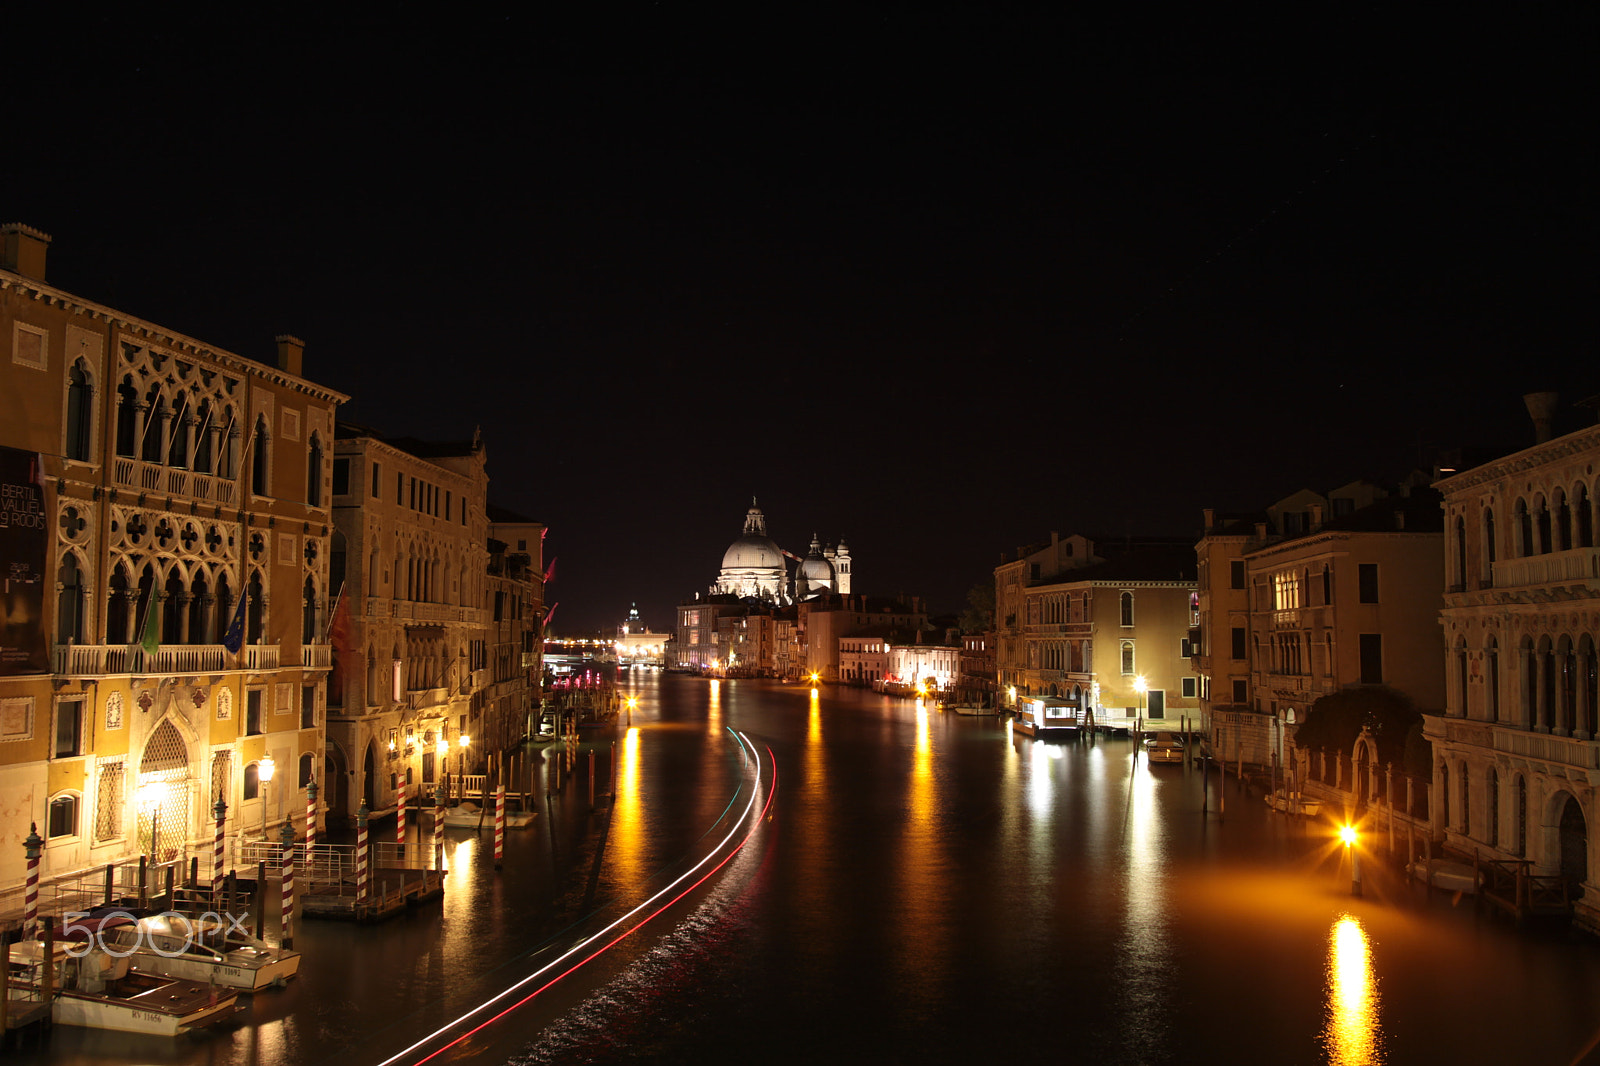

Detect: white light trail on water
[374, 729, 770, 1066]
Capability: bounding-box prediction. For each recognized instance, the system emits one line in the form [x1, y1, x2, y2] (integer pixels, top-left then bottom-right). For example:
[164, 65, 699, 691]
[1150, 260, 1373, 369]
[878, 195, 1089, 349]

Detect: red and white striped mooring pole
[279, 820, 295, 949]
[433, 782, 446, 870]
[356, 802, 370, 902]
[396, 783, 407, 854]
[212, 799, 228, 903]
[305, 778, 318, 852]
[23, 823, 42, 939]
[494, 784, 506, 870]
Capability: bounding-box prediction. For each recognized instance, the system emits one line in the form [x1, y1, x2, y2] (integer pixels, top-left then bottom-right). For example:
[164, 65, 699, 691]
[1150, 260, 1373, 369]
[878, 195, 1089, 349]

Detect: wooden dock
[1478, 858, 1571, 925]
[302, 867, 446, 923]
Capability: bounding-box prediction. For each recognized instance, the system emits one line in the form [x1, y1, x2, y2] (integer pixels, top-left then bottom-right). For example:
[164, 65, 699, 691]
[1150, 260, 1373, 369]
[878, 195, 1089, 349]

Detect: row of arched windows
[114, 375, 241, 477]
[1031, 640, 1089, 672]
[1441, 760, 1529, 857]
[53, 552, 316, 650]
[1451, 485, 1598, 586]
[1448, 631, 1599, 737]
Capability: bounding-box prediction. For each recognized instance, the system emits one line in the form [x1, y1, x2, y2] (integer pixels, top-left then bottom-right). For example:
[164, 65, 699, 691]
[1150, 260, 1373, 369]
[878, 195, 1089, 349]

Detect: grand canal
[17, 672, 1600, 1065]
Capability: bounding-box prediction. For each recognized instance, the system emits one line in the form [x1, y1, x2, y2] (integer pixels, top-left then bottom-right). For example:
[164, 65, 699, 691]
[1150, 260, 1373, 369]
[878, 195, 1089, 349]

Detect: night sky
[10, 7, 1594, 633]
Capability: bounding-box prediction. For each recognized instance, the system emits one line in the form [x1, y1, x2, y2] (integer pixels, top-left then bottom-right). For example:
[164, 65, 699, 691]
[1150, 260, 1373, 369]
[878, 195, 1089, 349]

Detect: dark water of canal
[17, 673, 1600, 1065]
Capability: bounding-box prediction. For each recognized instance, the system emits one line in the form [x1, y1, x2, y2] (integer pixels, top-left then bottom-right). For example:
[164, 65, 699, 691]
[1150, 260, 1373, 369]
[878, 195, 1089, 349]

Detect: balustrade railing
[1497, 727, 1600, 770]
[1492, 547, 1600, 589]
[54, 643, 228, 675]
[244, 644, 280, 670]
[302, 643, 332, 668]
[111, 456, 237, 504]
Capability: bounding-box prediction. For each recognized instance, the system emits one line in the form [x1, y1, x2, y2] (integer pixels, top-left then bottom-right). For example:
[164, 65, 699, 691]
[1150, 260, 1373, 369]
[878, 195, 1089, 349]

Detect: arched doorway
[138, 719, 192, 865]
[1558, 793, 1588, 896]
[325, 742, 349, 825]
[1352, 736, 1374, 816]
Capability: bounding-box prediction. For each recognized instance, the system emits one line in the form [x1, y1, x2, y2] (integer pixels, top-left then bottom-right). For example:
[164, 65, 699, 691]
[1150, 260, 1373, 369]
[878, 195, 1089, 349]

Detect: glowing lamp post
[626, 696, 638, 725]
[139, 780, 164, 864]
[1133, 676, 1148, 739]
[258, 755, 276, 840]
[1341, 824, 1362, 896]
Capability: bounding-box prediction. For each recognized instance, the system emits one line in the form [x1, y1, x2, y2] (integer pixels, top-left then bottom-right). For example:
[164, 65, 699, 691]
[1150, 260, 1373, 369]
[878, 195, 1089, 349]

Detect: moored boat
[9, 930, 243, 1036]
[99, 912, 299, 992]
[1143, 731, 1185, 764]
[1265, 790, 1323, 817]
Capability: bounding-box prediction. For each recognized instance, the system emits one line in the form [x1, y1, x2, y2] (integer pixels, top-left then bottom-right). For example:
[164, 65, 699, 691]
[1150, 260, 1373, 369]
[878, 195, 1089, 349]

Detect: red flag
[543, 556, 557, 585]
[328, 585, 352, 694]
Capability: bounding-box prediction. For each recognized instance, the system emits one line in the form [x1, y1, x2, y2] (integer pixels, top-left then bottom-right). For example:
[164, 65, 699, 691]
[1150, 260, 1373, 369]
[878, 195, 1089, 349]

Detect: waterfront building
[484, 506, 544, 759]
[956, 631, 996, 706]
[325, 426, 543, 819]
[839, 629, 892, 686]
[1191, 480, 1445, 767]
[615, 603, 667, 666]
[800, 595, 929, 682]
[0, 224, 345, 895]
[887, 631, 961, 693]
[996, 533, 1197, 723]
[675, 594, 742, 671]
[773, 606, 802, 679]
[1431, 393, 1600, 931]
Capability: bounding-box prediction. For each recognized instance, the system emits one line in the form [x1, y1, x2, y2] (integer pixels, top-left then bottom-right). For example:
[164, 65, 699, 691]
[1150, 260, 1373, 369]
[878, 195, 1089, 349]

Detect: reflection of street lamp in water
[259, 755, 276, 839]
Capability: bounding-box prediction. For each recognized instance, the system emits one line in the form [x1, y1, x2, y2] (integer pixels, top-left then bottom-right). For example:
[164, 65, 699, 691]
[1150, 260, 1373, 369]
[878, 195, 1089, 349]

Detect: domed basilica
[712, 500, 851, 604]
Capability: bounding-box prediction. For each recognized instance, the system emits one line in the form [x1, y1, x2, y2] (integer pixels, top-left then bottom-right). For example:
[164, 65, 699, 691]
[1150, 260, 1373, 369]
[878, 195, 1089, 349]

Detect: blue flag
[222, 591, 248, 654]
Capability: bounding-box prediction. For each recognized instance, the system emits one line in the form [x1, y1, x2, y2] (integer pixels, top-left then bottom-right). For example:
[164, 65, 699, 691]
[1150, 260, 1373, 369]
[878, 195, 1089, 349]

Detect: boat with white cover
[9, 929, 242, 1036]
[98, 912, 299, 992]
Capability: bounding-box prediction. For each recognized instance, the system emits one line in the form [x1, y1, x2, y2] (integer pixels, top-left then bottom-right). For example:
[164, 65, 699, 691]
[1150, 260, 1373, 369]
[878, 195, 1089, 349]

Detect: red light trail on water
[376, 733, 777, 1066]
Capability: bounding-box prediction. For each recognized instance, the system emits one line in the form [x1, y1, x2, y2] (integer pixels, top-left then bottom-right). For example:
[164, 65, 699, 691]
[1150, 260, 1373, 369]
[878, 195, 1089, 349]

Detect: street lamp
[626, 696, 638, 725]
[1341, 823, 1362, 896]
[1133, 675, 1148, 731]
[259, 754, 276, 840]
[138, 780, 163, 864]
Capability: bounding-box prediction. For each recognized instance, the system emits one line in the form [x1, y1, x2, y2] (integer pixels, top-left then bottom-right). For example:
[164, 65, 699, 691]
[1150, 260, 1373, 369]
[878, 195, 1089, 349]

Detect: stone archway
[138, 718, 193, 865]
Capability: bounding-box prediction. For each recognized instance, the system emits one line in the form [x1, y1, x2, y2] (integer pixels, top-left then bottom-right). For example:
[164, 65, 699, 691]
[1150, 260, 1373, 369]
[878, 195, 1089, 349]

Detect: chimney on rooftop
[1523, 391, 1558, 444]
[276, 335, 305, 377]
[1202, 508, 1215, 531]
[1, 223, 51, 282]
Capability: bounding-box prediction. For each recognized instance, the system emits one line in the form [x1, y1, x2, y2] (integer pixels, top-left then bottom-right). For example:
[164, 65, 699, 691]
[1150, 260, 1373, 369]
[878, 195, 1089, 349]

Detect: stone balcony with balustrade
[53, 642, 282, 676]
[112, 457, 237, 506]
[1491, 547, 1600, 596]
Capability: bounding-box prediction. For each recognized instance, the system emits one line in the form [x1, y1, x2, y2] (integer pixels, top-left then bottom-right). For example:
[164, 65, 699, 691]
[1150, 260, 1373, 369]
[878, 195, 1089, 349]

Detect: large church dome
[723, 534, 784, 571]
[714, 501, 788, 602]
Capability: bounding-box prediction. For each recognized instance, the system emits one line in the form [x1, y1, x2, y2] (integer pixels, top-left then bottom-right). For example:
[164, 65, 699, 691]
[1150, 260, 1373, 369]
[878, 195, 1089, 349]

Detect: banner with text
[0, 444, 49, 675]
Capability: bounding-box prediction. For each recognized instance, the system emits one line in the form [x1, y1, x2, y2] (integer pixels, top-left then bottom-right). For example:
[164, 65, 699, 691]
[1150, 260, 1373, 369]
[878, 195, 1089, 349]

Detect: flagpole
[323, 581, 346, 643]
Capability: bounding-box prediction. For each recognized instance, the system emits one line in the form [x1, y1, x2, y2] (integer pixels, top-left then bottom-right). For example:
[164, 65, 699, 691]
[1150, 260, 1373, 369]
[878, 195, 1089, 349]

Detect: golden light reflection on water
[895, 700, 944, 1001]
[707, 678, 721, 733]
[1324, 914, 1384, 1065]
[609, 726, 644, 893]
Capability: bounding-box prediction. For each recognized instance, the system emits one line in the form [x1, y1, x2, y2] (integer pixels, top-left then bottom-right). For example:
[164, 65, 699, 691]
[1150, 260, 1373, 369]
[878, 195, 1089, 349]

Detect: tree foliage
[1295, 686, 1421, 767]
[959, 581, 995, 633]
